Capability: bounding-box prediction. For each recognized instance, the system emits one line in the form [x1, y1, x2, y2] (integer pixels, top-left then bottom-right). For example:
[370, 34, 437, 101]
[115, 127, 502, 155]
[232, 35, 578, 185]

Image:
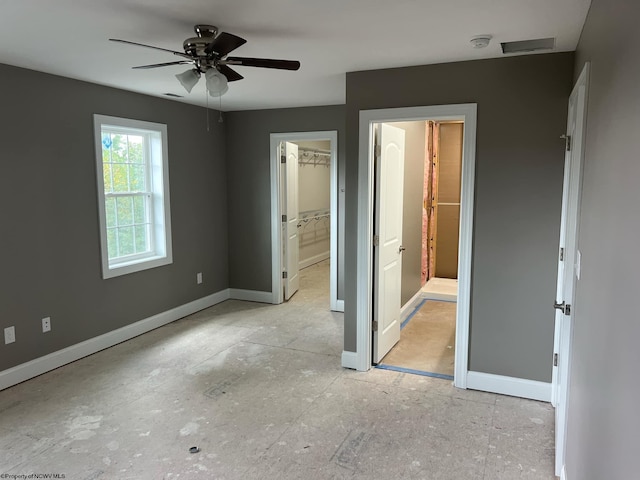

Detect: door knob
[399, 246, 406, 253]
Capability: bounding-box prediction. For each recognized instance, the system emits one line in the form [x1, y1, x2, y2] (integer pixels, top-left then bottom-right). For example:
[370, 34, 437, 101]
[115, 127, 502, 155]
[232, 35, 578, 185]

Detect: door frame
[552, 62, 590, 477]
[355, 104, 477, 389]
[269, 130, 341, 310]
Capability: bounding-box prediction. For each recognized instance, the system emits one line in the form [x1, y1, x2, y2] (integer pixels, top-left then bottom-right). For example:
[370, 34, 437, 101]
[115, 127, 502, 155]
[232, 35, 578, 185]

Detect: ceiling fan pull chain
[206, 83, 210, 132]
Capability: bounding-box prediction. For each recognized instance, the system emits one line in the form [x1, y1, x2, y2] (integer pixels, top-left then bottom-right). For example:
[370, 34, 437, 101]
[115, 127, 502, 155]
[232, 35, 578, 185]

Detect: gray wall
[225, 106, 346, 298]
[0, 64, 228, 371]
[566, 1, 640, 478]
[345, 53, 574, 382]
[390, 121, 426, 306]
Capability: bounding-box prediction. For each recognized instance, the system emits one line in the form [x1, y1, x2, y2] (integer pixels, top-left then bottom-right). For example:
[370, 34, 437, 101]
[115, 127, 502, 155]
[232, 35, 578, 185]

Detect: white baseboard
[0, 289, 232, 392]
[299, 251, 330, 270]
[229, 289, 274, 304]
[401, 290, 425, 321]
[466, 371, 552, 402]
[331, 299, 345, 312]
[341, 350, 358, 370]
[561, 465, 567, 480]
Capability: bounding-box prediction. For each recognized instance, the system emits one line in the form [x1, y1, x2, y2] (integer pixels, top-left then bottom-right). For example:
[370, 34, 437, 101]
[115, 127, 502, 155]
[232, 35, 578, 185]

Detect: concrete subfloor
[381, 300, 456, 376]
[0, 260, 555, 479]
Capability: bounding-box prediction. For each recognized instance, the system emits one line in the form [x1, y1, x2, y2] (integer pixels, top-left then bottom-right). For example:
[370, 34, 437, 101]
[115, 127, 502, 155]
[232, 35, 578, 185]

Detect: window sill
[103, 254, 172, 279]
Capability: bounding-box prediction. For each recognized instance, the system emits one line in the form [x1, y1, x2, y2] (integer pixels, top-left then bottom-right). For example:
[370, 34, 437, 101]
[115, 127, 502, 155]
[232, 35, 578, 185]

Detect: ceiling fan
[110, 24, 301, 96]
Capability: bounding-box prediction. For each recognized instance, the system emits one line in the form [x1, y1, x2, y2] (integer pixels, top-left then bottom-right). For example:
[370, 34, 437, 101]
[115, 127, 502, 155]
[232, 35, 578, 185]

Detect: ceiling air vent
[501, 37, 555, 54]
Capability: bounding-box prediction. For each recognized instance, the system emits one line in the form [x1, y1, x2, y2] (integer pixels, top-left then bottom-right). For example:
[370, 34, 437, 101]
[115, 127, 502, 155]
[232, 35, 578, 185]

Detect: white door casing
[373, 124, 405, 362]
[283, 141, 300, 300]
[269, 131, 341, 309]
[355, 104, 477, 390]
[553, 63, 589, 477]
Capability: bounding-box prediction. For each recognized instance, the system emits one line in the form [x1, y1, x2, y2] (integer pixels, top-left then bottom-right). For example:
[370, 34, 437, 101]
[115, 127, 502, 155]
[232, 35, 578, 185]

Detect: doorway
[375, 119, 463, 379]
[269, 131, 342, 311]
[354, 104, 477, 390]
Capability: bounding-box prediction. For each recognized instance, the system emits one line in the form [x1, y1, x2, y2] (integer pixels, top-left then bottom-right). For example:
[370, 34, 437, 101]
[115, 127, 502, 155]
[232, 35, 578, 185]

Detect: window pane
[102, 163, 113, 193]
[133, 196, 146, 224]
[107, 228, 117, 259]
[129, 165, 146, 191]
[116, 197, 134, 226]
[118, 227, 134, 256]
[111, 134, 127, 163]
[134, 225, 148, 253]
[102, 139, 112, 163]
[128, 135, 144, 164]
[105, 197, 116, 228]
[112, 164, 129, 192]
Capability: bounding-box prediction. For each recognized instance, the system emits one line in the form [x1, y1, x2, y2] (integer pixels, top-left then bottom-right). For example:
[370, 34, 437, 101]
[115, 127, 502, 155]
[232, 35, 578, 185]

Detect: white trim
[270, 131, 340, 308]
[335, 299, 344, 312]
[0, 289, 231, 391]
[356, 104, 477, 388]
[299, 251, 330, 270]
[93, 114, 173, 279]
[561, 465, 567, 480]
[401, 289, 424, 321]
[341, 350, 358, 370]
[229, 289, 274, 304]
[466, 371, 552, 402]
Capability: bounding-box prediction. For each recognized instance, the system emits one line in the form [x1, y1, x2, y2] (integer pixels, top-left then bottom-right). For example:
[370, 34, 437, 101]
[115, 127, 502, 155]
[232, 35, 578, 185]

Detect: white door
[283, 142, 300, 300]
[373, 124, 406, 362]
[553, 64, 589, 477]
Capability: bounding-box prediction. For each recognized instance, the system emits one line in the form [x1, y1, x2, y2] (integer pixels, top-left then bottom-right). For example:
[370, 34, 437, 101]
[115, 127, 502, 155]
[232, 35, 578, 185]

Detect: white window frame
[93, 114, 173, 279]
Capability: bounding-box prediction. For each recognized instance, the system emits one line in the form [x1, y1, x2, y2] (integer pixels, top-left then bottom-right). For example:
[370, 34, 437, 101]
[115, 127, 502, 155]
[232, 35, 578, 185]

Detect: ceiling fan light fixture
[175, 69, 201, 93]
[205, 69, 228, 97]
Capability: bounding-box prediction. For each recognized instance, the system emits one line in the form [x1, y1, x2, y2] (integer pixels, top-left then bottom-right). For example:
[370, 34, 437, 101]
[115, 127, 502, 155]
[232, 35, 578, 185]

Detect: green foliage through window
[101, 129, 152, 260]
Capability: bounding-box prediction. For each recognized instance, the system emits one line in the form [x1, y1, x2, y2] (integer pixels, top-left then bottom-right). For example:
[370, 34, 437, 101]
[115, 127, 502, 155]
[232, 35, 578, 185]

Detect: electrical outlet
[42, 317, 51, 333]
[4, 326, 15, 344]
[196, 272, 203, 284]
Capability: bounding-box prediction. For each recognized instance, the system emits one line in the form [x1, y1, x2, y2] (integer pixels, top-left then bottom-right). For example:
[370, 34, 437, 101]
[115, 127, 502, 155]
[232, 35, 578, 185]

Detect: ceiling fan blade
[204, 32, 247, 56]
[224, 57, 301, 71]
[132, 61, 193, 70]
[109, 38, 193, 60]
[216, 64, 244, 82]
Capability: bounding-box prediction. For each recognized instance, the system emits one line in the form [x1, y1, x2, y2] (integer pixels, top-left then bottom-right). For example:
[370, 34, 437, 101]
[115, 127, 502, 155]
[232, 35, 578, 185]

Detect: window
[93, 115, 172, 279]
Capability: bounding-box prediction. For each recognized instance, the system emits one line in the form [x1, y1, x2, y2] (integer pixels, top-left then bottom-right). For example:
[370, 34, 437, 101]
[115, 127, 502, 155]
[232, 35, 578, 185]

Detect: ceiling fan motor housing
[194, 25, 218, 38]
[183, 38, 215, 58]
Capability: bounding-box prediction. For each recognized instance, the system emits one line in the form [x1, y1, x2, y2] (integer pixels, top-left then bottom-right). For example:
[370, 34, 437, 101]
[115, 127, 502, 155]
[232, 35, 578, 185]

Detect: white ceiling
[1, 0, 591, 111]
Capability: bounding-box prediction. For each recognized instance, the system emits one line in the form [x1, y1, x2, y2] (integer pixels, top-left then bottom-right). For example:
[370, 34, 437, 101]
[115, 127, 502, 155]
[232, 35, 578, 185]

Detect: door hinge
[559, 247, 564, 261]
[375, 145, 381, 157]
[281, 154, 286, 164]
[561, 134, 571, 152]
[282, 214, 287, 223]
[373, 235, 379, 247]
[372, 320, 378, 332]
[554, 301, 571, 315]
[554, 353, 558, 367]
[282, 271, 288, 279]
